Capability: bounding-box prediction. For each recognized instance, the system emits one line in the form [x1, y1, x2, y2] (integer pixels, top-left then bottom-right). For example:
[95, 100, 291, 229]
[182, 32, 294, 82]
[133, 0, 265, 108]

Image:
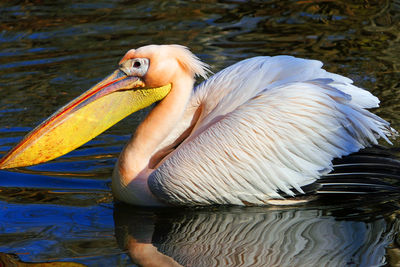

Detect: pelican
[0, 44, 397, 206]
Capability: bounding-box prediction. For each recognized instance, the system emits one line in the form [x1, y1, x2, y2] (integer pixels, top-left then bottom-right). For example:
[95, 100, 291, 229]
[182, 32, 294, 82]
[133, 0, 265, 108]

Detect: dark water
[0, 0, 400, 266]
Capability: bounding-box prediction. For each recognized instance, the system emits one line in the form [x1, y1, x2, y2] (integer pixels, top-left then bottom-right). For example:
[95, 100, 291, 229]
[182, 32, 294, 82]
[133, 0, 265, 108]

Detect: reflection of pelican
[114, 203, 400, 267]
[0, 45, 397, 206]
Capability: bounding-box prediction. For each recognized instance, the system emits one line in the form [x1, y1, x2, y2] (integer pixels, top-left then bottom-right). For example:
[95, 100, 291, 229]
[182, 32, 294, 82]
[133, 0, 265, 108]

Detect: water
[0, 0, 400, 266]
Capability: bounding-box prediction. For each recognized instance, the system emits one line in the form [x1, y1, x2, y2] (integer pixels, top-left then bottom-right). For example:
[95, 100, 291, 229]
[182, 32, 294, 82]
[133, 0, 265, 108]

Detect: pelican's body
[0, 45, 397, 206]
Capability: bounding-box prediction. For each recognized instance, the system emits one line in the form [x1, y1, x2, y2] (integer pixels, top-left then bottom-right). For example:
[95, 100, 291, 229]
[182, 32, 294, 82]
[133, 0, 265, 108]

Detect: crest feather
[166, 45, 211, 79]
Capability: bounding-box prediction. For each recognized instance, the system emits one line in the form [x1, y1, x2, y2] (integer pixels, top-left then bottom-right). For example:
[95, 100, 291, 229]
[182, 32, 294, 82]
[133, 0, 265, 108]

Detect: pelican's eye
[119, 58, 149, 77]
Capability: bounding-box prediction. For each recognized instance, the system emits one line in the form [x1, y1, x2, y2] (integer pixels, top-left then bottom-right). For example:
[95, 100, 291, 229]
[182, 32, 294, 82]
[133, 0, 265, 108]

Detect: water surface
[0, 1, 400, 266]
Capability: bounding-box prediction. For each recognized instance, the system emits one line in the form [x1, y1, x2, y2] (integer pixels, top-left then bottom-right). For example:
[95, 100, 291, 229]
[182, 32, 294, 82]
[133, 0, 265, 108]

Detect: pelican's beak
[0, 69, 171, 169]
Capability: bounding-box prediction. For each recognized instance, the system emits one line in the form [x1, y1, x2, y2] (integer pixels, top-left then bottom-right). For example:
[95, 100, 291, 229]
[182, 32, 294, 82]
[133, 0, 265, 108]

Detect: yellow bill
[0, 69, 171, 169]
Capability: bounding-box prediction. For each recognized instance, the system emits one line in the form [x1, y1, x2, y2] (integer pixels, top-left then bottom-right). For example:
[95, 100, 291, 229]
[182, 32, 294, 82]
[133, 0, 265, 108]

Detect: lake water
[0, 0, 400, 266]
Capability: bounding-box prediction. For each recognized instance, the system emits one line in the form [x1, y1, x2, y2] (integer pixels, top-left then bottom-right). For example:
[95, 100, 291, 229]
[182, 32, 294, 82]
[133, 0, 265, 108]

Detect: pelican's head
[119, 45, 208, 88]
[0, 45, 208, 169]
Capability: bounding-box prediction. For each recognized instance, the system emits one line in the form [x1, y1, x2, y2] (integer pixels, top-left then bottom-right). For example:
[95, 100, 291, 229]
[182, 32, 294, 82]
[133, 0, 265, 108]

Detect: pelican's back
[149, 56, 395, 206]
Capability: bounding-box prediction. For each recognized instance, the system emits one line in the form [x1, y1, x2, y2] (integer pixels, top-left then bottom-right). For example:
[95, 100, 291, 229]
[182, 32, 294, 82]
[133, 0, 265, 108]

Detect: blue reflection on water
[0, 202, 117, 262]
[0, 170, 108, 190]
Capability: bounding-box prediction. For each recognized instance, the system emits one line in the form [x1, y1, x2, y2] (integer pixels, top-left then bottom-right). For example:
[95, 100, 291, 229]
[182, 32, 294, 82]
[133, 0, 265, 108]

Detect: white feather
[148, 56, 395, 206]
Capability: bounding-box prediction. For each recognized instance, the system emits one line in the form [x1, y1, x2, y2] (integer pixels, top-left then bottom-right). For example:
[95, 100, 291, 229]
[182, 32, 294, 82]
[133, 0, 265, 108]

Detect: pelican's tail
[317, 146, 400, 197]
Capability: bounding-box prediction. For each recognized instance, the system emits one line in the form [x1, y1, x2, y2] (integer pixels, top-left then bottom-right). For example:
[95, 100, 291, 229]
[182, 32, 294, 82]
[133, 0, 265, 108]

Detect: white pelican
[0, 44, 397, 206]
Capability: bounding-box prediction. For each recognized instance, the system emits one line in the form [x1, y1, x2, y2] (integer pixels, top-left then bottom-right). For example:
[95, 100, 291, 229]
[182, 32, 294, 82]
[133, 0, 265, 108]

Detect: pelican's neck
[112, 75, 194, 205]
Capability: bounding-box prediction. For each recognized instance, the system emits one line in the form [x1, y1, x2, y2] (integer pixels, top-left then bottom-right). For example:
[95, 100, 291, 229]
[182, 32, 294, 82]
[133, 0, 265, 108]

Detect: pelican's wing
[192, 56, 380, 132]
[149, 80, 392, 206]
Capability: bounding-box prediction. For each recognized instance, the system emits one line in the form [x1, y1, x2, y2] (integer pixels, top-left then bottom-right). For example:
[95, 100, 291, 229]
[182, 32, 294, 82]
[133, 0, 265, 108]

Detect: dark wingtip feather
[318, 146, 400, 196]
[280, 146, 400, 207]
